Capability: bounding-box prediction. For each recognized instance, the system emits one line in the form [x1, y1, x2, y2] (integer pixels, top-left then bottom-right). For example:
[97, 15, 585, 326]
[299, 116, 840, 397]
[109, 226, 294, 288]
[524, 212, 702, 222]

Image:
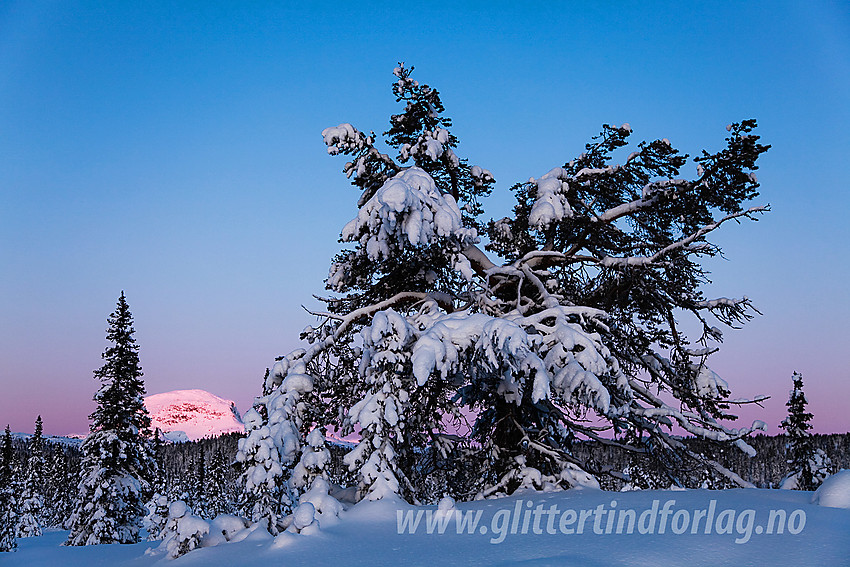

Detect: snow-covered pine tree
[143, 493, 170, 542]
[44, 447, 78, 529]
[779, 372, 832, 490]
[15, 416, 45, 538]
[187, 446, 210, 518]
[0, 425, 17, 552]
[205, 449, 231, 518]
[240, 65, 770, 508]
[150, 428, 166, 492]
[65, 292, 157, 545]
[0, 425, 13, 484]
[290, 428, 331, 493]
[235, 368, 298, 534]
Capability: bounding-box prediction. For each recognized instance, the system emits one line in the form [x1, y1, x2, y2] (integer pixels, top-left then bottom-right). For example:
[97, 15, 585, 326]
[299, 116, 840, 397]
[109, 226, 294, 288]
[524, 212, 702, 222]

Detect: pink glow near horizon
[2, 3, 849, 439]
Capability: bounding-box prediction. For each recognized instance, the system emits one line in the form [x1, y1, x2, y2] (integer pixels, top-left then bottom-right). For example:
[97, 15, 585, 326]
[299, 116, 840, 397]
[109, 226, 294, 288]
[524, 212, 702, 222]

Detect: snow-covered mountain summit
[144, 389, 245, 441]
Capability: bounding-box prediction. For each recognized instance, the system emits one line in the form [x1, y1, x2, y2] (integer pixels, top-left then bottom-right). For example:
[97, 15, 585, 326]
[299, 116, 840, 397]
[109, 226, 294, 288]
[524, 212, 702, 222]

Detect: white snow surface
[812, 470, 850, 509]
[7, 488, 850, 566]
[145, 389, 245, 441]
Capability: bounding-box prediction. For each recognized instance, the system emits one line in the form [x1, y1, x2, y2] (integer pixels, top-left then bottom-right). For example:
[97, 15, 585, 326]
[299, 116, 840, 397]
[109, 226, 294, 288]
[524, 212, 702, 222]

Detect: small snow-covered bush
[152, 500, 210, 559]
[299, 477, 343, 525]
[202, 514, 251, 547]
[780, 448, 833, 490]
[285, 502, 319, 535]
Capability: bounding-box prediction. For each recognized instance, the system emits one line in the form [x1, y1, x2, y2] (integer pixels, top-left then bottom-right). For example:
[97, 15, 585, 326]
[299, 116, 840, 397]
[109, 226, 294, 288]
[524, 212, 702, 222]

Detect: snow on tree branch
[238, 67, 773, 526]
[329, 167, 478, 291]
[600, 206, 768, 268]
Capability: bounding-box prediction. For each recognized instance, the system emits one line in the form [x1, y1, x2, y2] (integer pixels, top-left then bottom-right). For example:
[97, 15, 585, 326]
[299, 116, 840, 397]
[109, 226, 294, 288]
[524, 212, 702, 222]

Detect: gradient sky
[1, 1, 848, 436]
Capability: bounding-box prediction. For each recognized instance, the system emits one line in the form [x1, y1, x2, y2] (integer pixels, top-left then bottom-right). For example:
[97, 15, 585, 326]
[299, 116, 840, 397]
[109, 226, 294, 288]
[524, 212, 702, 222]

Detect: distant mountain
[10, 431, 83, 447]
[145, 389, 245, 441]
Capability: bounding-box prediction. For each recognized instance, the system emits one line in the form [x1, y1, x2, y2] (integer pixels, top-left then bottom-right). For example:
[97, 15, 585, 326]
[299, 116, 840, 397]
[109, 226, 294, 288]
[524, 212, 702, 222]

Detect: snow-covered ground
[7, 487, 849, 566]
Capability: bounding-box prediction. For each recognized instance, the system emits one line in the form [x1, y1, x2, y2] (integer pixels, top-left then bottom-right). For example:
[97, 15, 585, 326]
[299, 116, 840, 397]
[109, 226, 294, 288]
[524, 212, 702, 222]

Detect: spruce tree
[0, 425, 17, 552]
[16, 416, 45, 538]
[190, 446, 209, 518]
[65, 292, 157, 545]
[0, 425, 12, 482]
[779, 372, 832, 490]
[236, 367, 296, 534]
[44, 448, 78, 528]
[206, 449, 230, 517]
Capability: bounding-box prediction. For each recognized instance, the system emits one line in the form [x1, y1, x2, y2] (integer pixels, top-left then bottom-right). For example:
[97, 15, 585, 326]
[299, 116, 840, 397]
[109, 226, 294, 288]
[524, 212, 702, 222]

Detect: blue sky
[1, 1, 848, 435]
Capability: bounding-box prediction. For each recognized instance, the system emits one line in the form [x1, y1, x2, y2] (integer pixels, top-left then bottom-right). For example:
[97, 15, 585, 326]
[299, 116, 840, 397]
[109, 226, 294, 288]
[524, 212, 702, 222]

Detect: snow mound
[203, 515, 251, 547]
[145, 389, 245, 441]
[812, 470, 850, 509]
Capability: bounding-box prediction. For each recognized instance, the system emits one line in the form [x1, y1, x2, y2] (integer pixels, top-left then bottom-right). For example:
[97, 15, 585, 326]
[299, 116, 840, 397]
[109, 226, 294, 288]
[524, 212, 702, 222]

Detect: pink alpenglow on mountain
[144, 389, 245, 441]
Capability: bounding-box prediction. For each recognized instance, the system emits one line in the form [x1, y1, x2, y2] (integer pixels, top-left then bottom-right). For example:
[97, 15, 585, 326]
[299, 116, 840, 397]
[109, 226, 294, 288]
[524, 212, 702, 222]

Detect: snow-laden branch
[601, 206, 768, 268]
[461, 243, 497, 273]
[595, 179, 691, 223]
[625, 375, 766, 449]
